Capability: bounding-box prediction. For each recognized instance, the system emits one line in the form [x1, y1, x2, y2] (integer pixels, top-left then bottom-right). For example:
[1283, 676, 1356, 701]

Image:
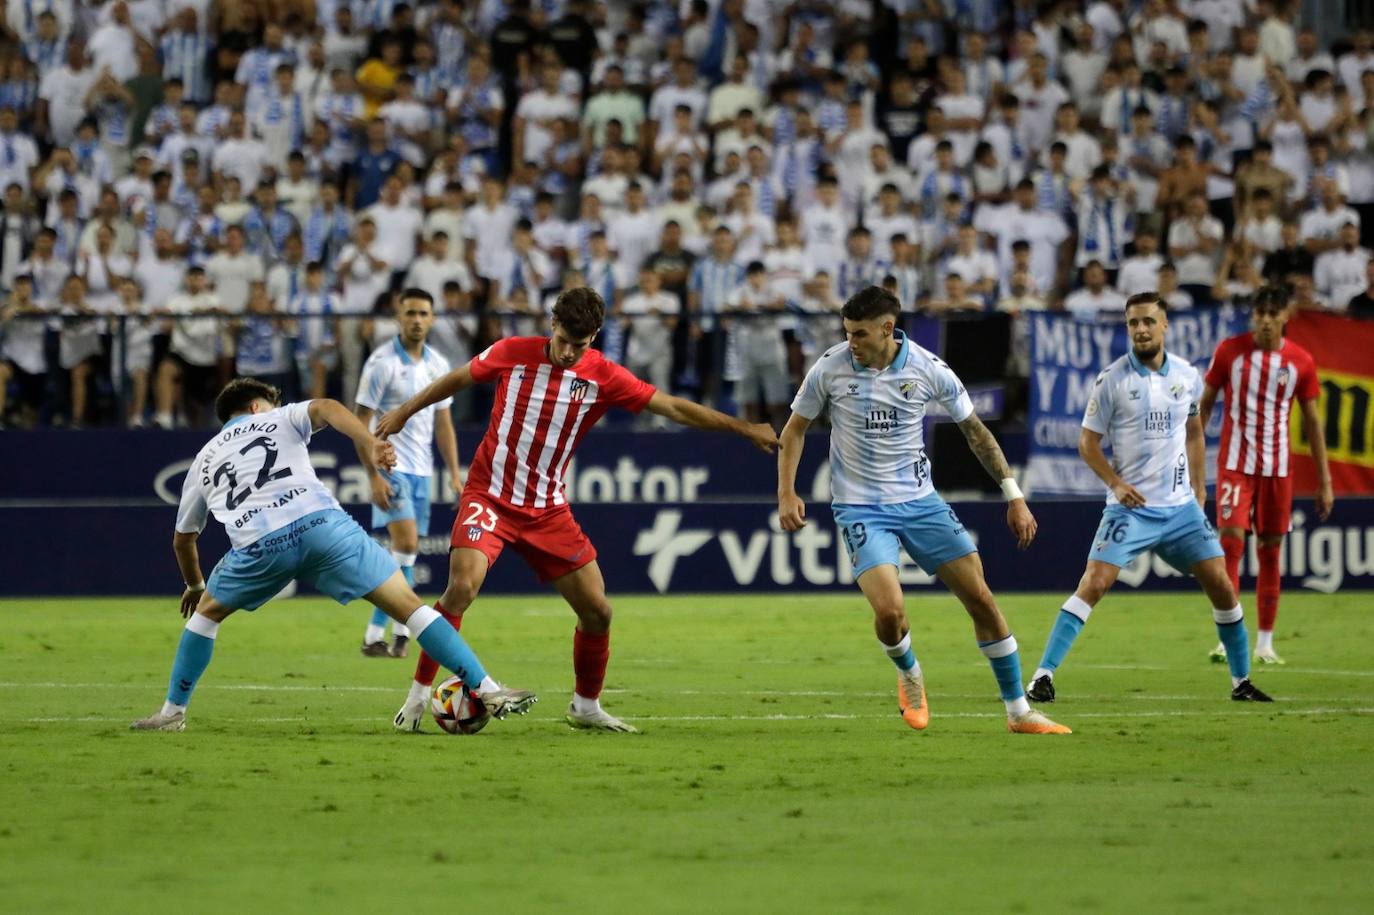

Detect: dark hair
[1253, 284, 1290, 313]
[842, 286, 902, 322]
[215, 377, 282, 423]
[399, 287, 434, 307]
[552, 286, 605, 338]
[1125, 291, 1166, 312]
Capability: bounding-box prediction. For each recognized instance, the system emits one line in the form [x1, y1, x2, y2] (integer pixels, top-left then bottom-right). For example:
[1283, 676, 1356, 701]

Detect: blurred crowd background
[1, 0, 1373, 431]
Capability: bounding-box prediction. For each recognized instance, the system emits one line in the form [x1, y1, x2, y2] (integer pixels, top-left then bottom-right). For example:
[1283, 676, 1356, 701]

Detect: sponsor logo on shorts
[466, 526, 483, 541]
[1095, 539, 1108, 552]
[1221, 506, 1233, 520]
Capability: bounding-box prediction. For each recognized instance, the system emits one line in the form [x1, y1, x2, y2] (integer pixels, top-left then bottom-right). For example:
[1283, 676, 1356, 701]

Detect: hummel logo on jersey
[570, 378, 590, 402]
[1129, 389, 1141, 401]
[847, 382, 860, 395]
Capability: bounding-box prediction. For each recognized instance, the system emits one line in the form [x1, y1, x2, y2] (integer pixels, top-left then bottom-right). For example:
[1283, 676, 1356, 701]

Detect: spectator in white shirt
[1114, 229, 1162, 296]
[1313, 221, 1372, 309]
[153, 266, 221, 428]
[618, 266, 678, 419]
[365, 174, 424, 287]
[1168, 192, 1225, 303]
[405, 232, 471, 304]
[1063, 260, 1127, 320]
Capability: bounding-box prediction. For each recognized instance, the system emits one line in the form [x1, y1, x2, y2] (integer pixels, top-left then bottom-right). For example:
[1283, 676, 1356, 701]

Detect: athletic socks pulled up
[1214, 605, 1250, 685]
[408, 606, 487, 689]
[1033, 595, 1093, 681]
[979, 634, 1031, 717]
[880, 632, 920, 673]
[1256, 543, 1282, 635]
[413, 600, 462, 688]
[573, 628, 611, 704]
[367, 551, 419, 640]
[1221, 533, 1244, 596]
[165, 614, 220, 710]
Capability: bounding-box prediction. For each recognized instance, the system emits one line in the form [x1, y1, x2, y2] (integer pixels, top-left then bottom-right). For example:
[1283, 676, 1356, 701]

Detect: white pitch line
[11, 707, 1374, 725]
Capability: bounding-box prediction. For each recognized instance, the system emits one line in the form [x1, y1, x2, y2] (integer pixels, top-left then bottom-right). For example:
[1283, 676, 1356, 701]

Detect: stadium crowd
[1, 0, 1373, 430]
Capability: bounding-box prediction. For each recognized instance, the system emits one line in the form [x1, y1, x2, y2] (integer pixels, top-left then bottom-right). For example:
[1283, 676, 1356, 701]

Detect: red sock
[1220, 534, 1244, 596]
[573, 629, 611, 700]
[1256, 544, 1282, 632]
[413, 601, 463, 687]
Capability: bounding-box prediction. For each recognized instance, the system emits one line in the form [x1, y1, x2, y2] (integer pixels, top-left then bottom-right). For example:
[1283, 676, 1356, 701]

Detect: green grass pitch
[3, 591, 1373, 914]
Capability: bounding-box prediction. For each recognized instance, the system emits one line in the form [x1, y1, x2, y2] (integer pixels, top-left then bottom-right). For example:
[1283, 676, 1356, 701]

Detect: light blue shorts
[833, 494, 978, 578]
[370, 470, 432, 533]
[1088, 501, 1224, 573]
[208, 509, 397, 611]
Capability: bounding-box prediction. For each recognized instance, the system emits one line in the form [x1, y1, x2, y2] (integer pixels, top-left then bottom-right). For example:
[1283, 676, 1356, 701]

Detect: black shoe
[1027, 675, 1056, 703]
[1231, 679, 1274, 702]
[389, 635, 410, 658]
[360, 640, 391, 658]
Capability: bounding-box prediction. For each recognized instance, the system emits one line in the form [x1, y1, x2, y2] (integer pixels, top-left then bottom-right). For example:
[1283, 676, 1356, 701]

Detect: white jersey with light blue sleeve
[355, 338, 452, 477]
[175, 401, 344, 549]
[792, 330, 975, 505]
[1082, 349, 1203, 508]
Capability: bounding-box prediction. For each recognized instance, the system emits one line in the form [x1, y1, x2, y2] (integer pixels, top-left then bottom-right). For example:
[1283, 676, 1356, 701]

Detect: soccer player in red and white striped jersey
[376, 287, 779, 732]
[1199, 286, 1334, 664]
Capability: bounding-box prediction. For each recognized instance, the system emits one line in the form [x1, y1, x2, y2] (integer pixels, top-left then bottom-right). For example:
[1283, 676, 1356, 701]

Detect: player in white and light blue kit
[130, 378, 534, 731]
[777, 287, 1071, 735]
[1027, 293, 1274, 704]
[354, 289, 461, 658]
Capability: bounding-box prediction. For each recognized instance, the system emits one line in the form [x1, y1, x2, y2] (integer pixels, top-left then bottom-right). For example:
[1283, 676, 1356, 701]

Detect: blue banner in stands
[2, 497, 1371, 596]
[1025, 308, 1252, 497]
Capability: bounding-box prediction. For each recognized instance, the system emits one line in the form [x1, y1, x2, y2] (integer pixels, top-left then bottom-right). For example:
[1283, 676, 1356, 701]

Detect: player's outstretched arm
[352, 404, 392, 510]
[777, 412, 811, 531]
[309, 399, 396, 473]
[375, 363, 477, 438]
[1079, 428, 1146, 507]
[434, 408, 463, 498]
[956, 414, 1037, 548]
[643, 391, 780, 453]
[1300, 397, 1335, 520]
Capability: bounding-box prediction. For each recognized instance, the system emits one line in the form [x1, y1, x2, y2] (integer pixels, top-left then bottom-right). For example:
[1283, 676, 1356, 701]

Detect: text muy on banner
[1026, 308, 1252, 497]
[1285, 311, 1374, 494]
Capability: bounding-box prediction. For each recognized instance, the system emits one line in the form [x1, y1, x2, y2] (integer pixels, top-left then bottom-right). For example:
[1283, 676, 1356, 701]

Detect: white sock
[392, 622, 410, 639]
[160, 700, 186, 717]
[1006, 695, 1031, 716]
[572, 693, 601, 715]
[407, 679, 430, 706]
[1032, 667, 1054, 682]
[1233, 676, 1246, 688]
[1257, 629, 1274, 652]
[153, 411, 172, 429]
[475, 675, 500, 696]
[364, 624, 386, 644]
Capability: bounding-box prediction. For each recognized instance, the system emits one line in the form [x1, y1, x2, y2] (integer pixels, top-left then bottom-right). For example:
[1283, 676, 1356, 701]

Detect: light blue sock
[166, 615, 219, 707]
[401, 564, 414, 587]
[412, 606, 488, 686]
[979, 635, 1027, 703]
[370, 554, 415, 628]
[1035, 596, 1093, 677]
[369, 607, 388, 627]
[880, 632, 918, 672]
[1214, 605, 1250, 682]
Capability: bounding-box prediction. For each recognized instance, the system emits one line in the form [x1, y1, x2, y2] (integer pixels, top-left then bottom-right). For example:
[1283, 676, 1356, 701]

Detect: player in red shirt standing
[375, 288, 779, 731]
[1199, 286, 1334, 665]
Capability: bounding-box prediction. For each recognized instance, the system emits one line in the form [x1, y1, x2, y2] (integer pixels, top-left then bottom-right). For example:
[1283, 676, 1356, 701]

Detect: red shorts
[1216, 469, 1293, 535]
[449, 493, 597, 583]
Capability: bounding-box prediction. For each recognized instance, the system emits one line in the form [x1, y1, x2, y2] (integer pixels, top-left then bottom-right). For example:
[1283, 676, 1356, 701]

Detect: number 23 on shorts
[461, 501, 499, 533]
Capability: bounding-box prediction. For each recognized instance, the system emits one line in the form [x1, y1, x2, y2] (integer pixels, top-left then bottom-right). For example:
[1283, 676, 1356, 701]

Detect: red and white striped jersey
[465, 337, 656, 508]
[1204, 333, 1320, 477]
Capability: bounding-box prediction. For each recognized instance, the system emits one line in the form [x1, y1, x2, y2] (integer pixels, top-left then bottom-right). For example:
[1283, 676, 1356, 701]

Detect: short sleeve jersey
[466, 337, 656, 508]
[356, 338, 453, 477]
[175, 402, 343, 548]
[1082, 351, 1203, 507]
[793, 331, 975, 505]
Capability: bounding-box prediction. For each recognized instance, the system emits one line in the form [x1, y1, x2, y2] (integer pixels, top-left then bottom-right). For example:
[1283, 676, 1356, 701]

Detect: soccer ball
[431, 675, 491, 735]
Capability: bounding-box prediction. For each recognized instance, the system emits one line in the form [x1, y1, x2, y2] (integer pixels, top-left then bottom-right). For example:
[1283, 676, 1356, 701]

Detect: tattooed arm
[956, 413, 1037, 549]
